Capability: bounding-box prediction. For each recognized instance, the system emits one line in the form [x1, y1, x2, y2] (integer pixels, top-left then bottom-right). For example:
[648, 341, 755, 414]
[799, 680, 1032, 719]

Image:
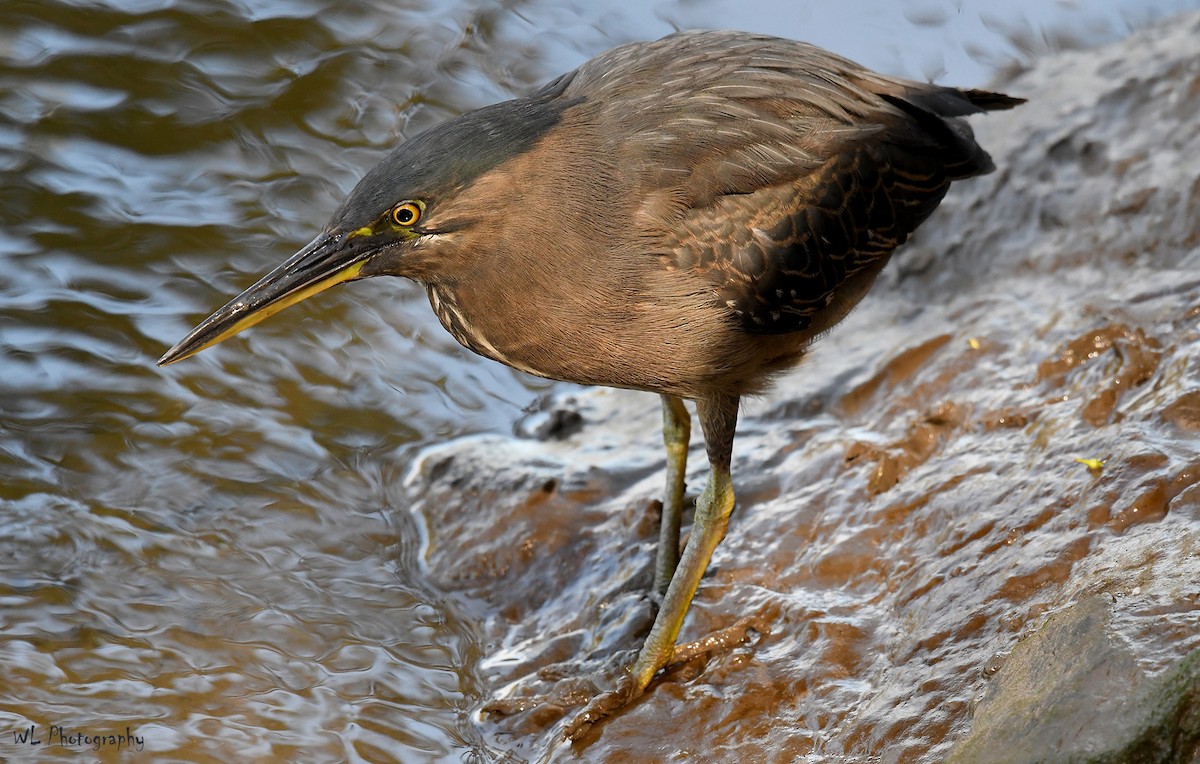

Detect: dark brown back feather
[558, 31, 1021, 337]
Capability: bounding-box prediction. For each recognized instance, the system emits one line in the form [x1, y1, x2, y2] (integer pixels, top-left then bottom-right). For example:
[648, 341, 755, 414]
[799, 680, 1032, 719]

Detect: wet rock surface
[947, 596, 1200, 764]
[404, 13, 1200, 762]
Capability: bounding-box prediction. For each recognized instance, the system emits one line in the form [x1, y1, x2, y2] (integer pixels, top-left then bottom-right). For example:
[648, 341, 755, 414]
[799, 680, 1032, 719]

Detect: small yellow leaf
[1074, 457, 1104, 472]
[968, 337, 982, 350]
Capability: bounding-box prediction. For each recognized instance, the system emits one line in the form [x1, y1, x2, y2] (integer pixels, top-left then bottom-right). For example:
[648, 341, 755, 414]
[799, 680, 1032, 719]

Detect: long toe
[563, 675, 639, 741]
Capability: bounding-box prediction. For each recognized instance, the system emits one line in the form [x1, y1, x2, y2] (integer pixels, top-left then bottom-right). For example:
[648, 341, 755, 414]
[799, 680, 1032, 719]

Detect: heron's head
[158, 76, 578, 366]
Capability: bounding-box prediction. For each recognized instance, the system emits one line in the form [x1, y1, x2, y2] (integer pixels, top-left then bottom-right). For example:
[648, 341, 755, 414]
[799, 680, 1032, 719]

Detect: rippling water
[1, 0, 1196, 760]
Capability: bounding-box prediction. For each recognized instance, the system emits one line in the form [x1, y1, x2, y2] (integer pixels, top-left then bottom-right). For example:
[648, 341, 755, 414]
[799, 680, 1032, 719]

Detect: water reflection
[0, 0, 1196, 759]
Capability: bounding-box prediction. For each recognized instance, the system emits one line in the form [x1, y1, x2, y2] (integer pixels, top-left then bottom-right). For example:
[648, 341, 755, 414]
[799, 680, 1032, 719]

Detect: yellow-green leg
[655, 394, 690, 595]
[566, 392, 739, 740]
[627, 462, 733, 687]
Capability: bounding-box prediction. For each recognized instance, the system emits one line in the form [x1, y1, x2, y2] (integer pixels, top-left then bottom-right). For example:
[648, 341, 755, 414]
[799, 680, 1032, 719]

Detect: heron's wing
[570, 31, 1012, 335]
[668, 126, 959, 335]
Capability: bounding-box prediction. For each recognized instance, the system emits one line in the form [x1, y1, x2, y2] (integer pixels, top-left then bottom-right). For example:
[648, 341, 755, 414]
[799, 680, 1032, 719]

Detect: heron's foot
[563, 674, 640, 740]
[480, 647, 639, 732]
[481, 675, 600, 730]
[563, 615, 770, 741]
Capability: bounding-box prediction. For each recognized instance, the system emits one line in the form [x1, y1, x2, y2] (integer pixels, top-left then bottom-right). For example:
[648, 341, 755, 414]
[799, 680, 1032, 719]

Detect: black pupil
[396, 206, 414, 224]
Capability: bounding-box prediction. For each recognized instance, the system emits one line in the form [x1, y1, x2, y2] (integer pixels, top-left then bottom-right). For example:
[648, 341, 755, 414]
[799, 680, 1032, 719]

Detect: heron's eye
[392, 201, 422, 227]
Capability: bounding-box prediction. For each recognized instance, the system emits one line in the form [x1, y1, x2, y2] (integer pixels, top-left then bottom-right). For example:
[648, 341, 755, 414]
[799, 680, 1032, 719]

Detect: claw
[564, 675, 639, 740]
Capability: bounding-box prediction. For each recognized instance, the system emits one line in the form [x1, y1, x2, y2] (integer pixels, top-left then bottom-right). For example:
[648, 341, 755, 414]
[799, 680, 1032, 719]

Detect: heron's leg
[566, 392, 739, 739]
[655, 394, 691, 595]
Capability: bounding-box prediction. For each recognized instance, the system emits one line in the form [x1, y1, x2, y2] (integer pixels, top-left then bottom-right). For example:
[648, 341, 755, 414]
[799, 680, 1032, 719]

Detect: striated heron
[159, 30, 1021, 738]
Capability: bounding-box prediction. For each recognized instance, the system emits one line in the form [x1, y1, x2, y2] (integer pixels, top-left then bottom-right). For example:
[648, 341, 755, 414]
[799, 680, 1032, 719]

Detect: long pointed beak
[158, 231, 369, 366]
